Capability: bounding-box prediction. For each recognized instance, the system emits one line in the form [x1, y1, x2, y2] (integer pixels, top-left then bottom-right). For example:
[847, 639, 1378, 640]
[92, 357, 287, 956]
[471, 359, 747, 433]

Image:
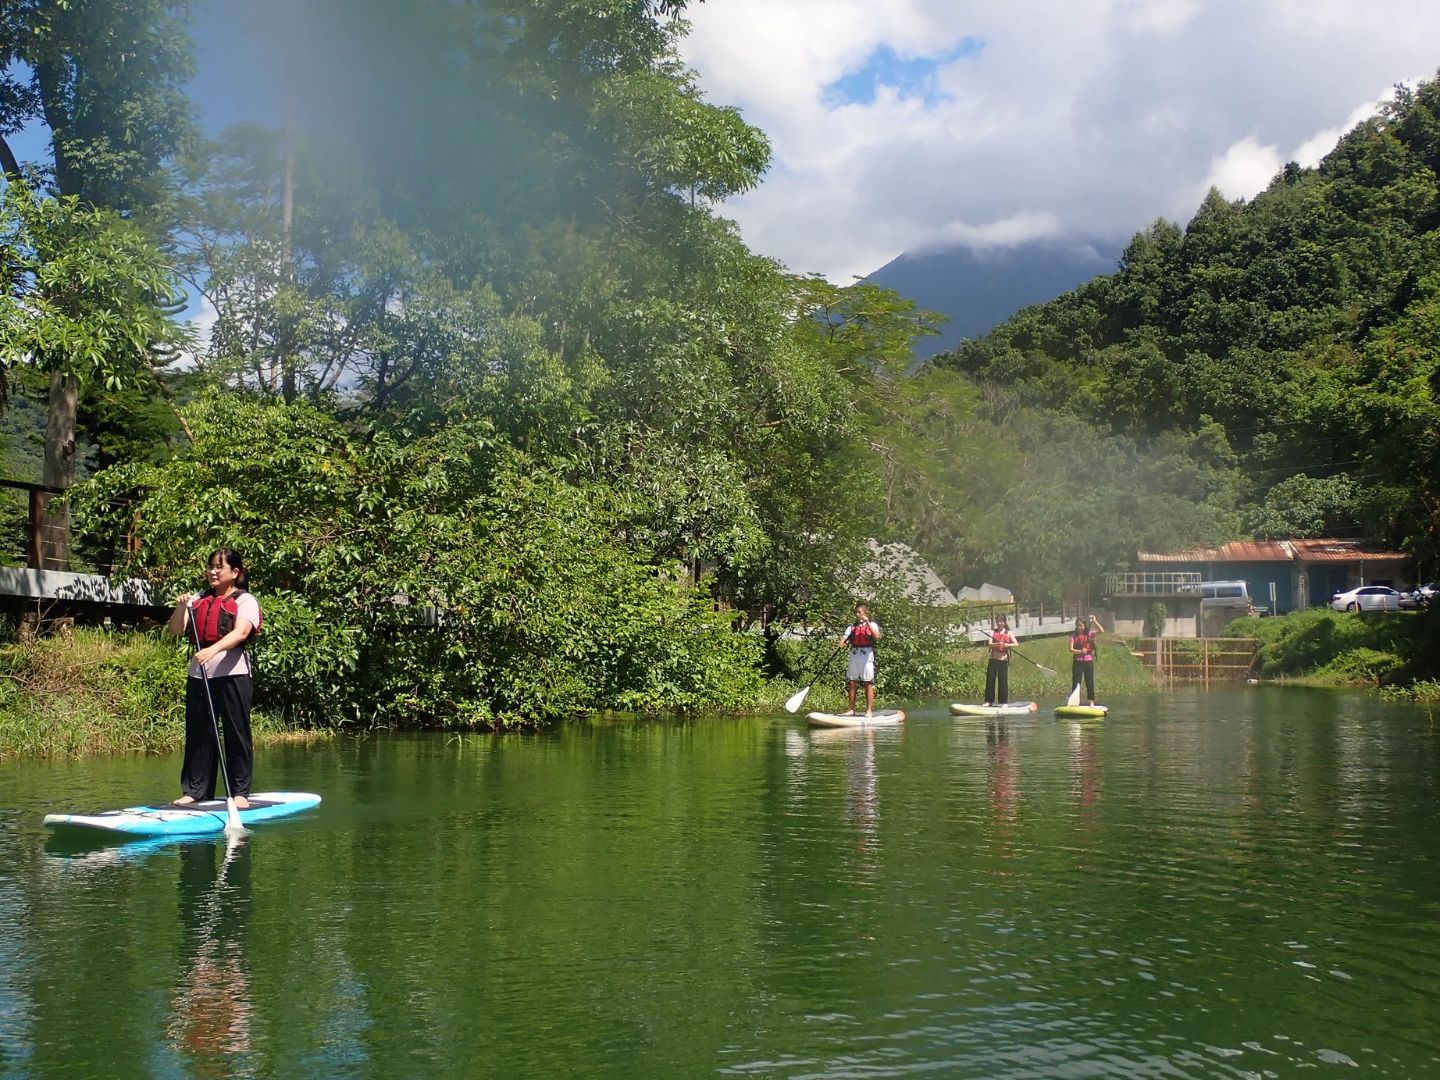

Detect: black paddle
[976, 625, 1058, 678]
[186, 605, 246, 836]
[784, 641, 847, 713]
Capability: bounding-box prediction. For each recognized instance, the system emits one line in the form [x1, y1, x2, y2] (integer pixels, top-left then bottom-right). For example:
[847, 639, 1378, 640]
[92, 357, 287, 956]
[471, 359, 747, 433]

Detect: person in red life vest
[166, 549, 262, 807]
[1069, 613, 1105, 706]
[838, 603, 882, 716]
[984, 615, 1017, 706]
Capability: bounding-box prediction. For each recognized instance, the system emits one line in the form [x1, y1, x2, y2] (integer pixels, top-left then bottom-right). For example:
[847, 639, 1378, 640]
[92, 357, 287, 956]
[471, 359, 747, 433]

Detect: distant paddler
[838, 603, 882, 717]
[1068, 614, 1105, 707]
[984, 615, 1017, 707]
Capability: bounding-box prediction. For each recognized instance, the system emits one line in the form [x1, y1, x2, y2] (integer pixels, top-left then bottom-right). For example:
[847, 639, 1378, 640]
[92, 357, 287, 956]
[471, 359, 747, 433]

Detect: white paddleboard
[806, 710, 905, 728]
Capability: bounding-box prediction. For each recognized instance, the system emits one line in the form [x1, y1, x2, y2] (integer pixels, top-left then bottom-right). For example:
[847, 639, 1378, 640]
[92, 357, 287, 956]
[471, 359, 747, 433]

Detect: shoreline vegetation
[6, 611, 1436, 759]
[2, 624, 1164, 759]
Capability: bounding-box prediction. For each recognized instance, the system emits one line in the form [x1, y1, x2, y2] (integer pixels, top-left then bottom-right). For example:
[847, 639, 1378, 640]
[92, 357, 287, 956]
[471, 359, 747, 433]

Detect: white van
[1197, 580, 1253, 614]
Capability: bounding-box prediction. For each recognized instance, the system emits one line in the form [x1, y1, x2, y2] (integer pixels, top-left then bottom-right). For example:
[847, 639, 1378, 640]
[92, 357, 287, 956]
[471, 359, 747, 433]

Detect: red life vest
[192, 589, 258, 648]
[1071, 631, 1094, 662]
[849, 621, 877, 648]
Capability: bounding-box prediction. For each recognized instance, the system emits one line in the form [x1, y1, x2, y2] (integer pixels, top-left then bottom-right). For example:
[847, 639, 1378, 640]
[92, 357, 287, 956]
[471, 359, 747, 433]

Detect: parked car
[1330, 585, 1402, 612]
[1194, 580, 1253, 612]
[1400, 582, 1438, 610]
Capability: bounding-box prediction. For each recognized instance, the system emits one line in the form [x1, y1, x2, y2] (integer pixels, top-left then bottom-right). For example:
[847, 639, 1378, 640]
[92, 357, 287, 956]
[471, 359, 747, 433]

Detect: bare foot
[233, 796, 250, 809]
[173, 795, 196, 806]
[842, 710, 856, 716]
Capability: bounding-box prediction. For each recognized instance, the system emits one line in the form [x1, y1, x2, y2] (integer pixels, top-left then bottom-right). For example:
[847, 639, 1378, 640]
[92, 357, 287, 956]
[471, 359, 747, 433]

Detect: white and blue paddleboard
[44, 792, 321, 839]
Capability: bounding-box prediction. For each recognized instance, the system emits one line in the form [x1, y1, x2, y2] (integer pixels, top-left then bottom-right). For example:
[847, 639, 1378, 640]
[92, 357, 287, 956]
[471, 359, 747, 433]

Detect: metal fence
[1134, 637, 1261, 683]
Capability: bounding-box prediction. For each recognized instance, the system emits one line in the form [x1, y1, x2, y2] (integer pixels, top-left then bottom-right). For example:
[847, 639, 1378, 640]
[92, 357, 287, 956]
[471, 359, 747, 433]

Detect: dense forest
[2, 1, 1438, 725]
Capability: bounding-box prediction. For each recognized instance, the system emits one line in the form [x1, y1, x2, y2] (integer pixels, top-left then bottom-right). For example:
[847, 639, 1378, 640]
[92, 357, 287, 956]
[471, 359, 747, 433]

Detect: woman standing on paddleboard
[167, 549, 262, 808]
[839, 603, 882, 717]
[984, 615, 1017, 707]
[1069, 614, 1104, 707]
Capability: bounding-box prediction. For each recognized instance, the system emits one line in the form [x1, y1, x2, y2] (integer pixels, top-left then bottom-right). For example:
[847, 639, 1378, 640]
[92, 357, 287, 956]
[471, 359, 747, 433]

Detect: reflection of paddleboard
[806, 710, 905, 728]
[44, 792, 321, 839]
[1054, 705, 1108, 719]
[949, 701, 1039, 717]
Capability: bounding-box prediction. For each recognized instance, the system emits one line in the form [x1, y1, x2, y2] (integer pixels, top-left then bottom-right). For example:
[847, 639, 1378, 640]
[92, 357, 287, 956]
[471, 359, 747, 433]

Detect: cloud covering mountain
[679, 0, 1440, 281]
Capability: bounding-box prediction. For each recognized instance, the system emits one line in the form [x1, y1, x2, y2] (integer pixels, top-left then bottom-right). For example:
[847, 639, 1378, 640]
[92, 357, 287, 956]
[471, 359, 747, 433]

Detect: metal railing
[1104, 571, 1203, 596]
[0, 478, 135, 574]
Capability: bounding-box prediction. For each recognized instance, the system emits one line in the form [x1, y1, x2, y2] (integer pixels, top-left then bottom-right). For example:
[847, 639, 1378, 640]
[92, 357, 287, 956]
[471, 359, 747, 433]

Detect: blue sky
[823, 40, 984, 109]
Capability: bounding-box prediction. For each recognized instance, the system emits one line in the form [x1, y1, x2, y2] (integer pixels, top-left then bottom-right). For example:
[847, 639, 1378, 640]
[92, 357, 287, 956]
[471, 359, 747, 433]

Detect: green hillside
[931, 75, 1440, 584]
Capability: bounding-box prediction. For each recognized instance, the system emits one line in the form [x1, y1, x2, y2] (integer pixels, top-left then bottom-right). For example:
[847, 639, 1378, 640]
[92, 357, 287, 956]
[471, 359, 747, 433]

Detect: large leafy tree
[0, 0, 195, 565]
[0, 182, 186, 563]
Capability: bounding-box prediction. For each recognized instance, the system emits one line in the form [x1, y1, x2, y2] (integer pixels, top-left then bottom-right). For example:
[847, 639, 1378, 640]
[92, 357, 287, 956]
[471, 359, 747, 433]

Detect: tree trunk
[0, 133, 20, 180]
[279, 101, 298, 403]
[42, 370, 78, 569]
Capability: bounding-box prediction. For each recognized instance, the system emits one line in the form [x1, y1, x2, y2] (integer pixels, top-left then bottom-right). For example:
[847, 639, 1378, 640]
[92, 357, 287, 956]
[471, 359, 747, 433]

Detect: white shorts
[847, 648, 875, 683]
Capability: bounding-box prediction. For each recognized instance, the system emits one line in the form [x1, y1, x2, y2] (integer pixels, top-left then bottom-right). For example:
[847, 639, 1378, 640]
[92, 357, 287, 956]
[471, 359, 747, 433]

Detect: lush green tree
[78, 394, 763, 725]
[0, 0, 196, 564]
[0, 181, 186, 564]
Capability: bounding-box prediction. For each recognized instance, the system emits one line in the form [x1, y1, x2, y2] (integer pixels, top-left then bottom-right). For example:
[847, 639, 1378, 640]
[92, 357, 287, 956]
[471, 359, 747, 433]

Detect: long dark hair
[205, 547, 249, 592]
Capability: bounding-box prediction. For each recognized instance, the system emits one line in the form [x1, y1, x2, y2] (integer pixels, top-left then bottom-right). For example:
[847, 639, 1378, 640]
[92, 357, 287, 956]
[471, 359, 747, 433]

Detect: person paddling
[1069, 614, 1104, 707]
[839, 603, 882, 717]
[984, 615, 1017, 707]
[167, 549, 262, 809]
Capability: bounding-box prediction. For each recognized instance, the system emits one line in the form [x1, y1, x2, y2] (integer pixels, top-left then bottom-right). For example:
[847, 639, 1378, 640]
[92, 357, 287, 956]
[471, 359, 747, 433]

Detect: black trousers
[182, 674, 254, 801]
[1071, 659, 1096, 702]
[985, 658, 1010, 705]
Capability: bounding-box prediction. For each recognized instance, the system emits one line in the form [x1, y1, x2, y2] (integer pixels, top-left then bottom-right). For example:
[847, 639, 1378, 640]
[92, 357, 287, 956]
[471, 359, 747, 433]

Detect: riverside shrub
[78, 395, 763, 726]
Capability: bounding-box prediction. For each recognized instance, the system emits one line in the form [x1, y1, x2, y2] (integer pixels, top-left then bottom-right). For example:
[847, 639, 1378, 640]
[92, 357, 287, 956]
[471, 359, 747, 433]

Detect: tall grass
[1227, 608, 1427, 685]
[0, 627, 299, 760]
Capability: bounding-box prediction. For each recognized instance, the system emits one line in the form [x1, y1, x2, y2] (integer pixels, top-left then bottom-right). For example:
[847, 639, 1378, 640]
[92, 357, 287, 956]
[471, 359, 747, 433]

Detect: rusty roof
[1139, 539, 1408, 564]
[1138, 541, 1293, 563]
[1289, 538, 1407, 563]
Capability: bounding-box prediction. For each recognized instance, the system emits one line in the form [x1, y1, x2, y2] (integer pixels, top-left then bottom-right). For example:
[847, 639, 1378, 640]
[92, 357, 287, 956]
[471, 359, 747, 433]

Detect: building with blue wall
[1104, 539, 1410, 636]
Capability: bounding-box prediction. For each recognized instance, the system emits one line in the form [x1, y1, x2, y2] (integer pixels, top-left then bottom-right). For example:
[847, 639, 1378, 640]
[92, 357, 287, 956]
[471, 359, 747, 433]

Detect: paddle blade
[223, 798, 248, 837]
[1066, 683, 1082, 708]
[784, 685, 812, 714]
[1039, 664, 1057, 678]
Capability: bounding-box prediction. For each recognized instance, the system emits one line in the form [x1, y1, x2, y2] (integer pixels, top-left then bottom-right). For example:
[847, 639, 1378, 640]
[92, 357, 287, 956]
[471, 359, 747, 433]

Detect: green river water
[2, 686, 1440, 1078]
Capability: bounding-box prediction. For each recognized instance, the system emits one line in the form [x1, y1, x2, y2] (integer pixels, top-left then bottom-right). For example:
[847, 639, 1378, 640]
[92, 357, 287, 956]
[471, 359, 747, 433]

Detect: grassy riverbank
[0, 628, 315, 761]
[1227, 609, 1437, 686]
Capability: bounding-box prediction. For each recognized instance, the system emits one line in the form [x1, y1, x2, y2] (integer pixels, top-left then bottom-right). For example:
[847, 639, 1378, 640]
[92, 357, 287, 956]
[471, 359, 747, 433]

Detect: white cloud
[174, 294, 218, 370]
[1293, 88, 1411, 168]
[678, 1, 1440, 280]
[931, 211, 1064, 251]
[1204, 136, 1283, 201]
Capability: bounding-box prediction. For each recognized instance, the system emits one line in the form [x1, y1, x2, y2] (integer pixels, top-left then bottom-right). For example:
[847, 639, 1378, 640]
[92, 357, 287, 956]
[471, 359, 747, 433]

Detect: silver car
[1330, 585, 1402, 612]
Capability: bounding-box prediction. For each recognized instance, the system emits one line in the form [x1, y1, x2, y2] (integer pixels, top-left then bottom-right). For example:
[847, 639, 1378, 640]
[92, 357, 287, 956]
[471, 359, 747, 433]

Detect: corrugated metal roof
[1138, 539, 1408, 564]
[1290, 539, 1407, 563]
[1138, 541, 1293, 563]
